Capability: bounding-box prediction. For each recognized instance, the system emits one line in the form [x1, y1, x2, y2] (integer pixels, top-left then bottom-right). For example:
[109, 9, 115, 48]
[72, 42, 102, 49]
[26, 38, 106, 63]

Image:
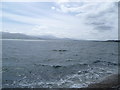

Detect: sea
[2, 39, 118, 88]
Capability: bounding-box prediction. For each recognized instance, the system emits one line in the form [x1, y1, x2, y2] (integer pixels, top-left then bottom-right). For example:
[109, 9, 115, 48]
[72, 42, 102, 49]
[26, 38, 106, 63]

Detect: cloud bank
[1, 1, 118, 40]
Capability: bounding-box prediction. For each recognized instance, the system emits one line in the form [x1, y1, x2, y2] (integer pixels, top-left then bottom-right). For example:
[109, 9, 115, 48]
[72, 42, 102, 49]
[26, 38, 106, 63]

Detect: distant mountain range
[1, 32, 70, 40]
[1, 32, 119, 42]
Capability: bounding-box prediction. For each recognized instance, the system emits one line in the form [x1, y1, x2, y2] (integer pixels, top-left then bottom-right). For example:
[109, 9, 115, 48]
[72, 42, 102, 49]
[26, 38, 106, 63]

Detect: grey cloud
[94, 25, 113, 31]
[54, 2, 118, 40]
[85, 3, 117, 31]
[86, 22, 105, 25]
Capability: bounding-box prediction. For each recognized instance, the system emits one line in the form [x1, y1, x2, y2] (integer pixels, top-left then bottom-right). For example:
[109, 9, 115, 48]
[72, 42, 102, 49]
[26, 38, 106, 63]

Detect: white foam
[17, 66, 117, 88]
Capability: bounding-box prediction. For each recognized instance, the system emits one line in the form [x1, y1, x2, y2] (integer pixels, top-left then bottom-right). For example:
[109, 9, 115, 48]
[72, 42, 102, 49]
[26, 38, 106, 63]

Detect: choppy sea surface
[2, 40, 118, 88]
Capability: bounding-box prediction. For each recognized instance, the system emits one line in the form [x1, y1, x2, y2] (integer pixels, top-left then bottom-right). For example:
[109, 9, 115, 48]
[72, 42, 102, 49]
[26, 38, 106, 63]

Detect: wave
[33, 60, 118, 69]
[92, 60, 118, 66]
[17, 66, 117, 88]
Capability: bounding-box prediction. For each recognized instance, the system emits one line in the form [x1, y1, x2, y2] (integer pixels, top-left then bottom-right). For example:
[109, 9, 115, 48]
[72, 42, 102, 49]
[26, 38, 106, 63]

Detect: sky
[0, 1, 118, 40]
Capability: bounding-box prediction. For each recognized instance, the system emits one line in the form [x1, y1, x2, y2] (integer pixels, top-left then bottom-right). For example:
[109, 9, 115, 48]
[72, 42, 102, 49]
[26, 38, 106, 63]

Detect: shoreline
[87, 74, 120, 88]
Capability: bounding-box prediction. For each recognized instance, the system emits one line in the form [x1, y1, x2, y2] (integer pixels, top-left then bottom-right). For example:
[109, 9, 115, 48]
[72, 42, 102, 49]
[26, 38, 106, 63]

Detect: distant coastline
[1, 32, 71, 40]
[105, 40, 120, 42]
[93, 40, 120, 42]
[1, 39, 46, 41]
[1, 32, 119, 42]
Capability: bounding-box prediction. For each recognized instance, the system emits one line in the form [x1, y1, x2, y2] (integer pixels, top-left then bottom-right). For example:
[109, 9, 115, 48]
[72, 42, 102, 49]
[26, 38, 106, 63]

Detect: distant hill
[1, 32, 118, 41]
[2, 32, 39, 39]
[105, 40, 120, 42]
[93, 40, 120, 42]
[1, 32, 70, 40]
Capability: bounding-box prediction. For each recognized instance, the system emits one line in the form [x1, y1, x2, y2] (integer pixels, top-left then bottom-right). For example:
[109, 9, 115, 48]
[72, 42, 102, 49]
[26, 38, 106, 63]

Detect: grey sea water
[2, 40, 118, 88]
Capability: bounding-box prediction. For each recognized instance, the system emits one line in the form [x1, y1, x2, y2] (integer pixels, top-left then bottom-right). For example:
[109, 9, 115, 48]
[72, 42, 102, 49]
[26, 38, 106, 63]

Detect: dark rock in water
[52, 65, 62, 68]
[5, 80, 8, 82]
[111, 53, 114, 55]
[74, 54, 78, 56]
[78, 70, 89, 74]
[93, 60, 101, 64]
[83, 70, 89, 73]
[29, 71, 32, 74]
[93, 60, 117, 66]
[78, 71, 82, 74]
[59, 50, 67, 52]
[107, 62, 117, 66]
[41, 64, 46, 66]
[82, 63, 88, 65]
[52, 49, 67, 52]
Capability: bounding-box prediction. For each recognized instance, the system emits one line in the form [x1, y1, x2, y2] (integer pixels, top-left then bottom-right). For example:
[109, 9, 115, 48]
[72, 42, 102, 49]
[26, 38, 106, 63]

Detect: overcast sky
[1, 1, 118, 40]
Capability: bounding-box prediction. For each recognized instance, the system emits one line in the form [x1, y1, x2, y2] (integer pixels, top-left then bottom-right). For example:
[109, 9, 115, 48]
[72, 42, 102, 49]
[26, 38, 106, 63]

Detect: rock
[53, 65, 62, 68]
[52, 49, 67, 52]
[93, 60, 101, 64]
[88, 74, 120, 88]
